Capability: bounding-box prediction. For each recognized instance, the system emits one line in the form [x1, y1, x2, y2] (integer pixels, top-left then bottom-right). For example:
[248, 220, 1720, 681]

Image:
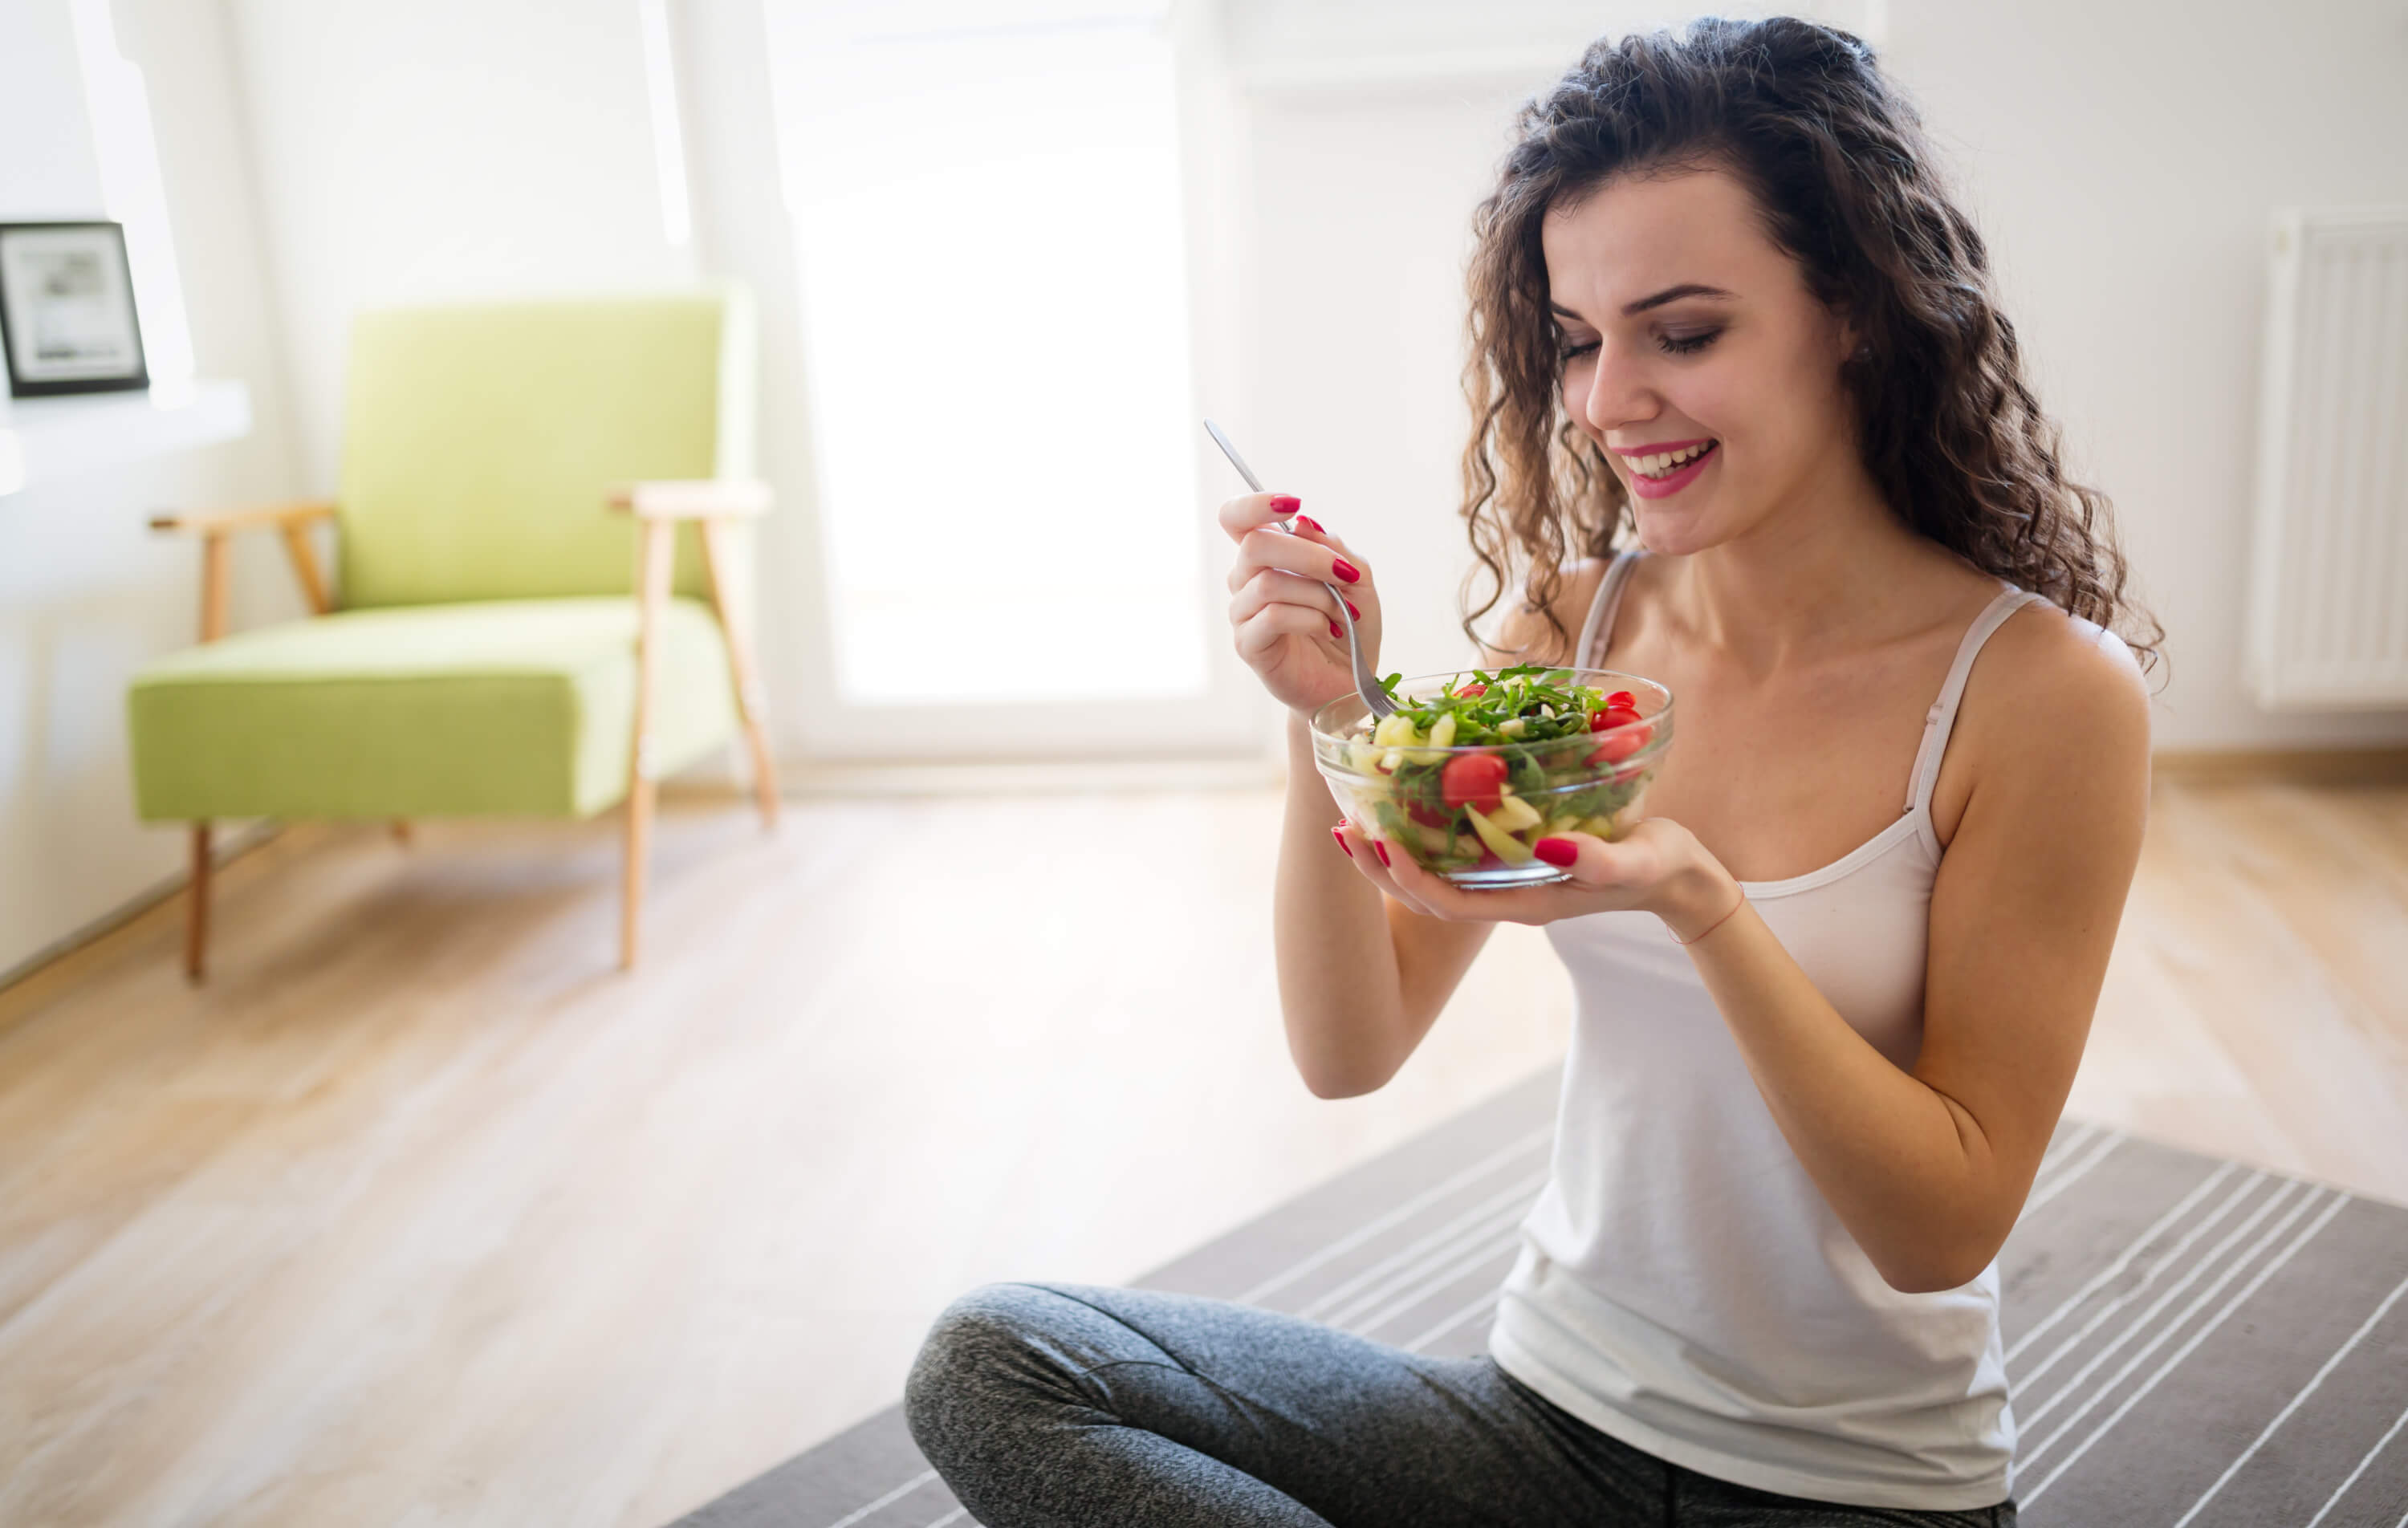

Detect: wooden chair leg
[621, 516, 673, 972]
[621, 779, 655, 971]
[738, 698, 779, 832]
[185, 823, 212, 984]
[697, 518, 779, 833]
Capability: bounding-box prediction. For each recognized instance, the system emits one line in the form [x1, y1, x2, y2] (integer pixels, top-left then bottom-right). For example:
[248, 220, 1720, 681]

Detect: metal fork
[1204, 419, 1397, 719]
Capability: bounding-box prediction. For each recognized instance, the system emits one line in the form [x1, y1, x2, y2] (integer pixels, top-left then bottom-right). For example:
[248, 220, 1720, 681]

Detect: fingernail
[1533, 837, 1579, 867]
[1296, 514, 1324, 534]
[1330, 825, 1353, 858]
[1270, 494, 1301, 513]
[1329, 620, 1344, 639]
[1330, 558, 1361, 583]
[1344, 598, 1361, 620]
[1371, 839, 1391, 868]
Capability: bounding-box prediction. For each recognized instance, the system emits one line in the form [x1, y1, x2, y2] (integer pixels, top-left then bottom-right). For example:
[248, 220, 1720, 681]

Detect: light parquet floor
[0, 775, 2402, 1526]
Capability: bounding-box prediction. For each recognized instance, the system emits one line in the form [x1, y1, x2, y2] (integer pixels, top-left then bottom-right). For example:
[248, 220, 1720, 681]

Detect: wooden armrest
[150, 501, 336, 537]
[151, 501, 337, 634]
[607, 480, 773, 520]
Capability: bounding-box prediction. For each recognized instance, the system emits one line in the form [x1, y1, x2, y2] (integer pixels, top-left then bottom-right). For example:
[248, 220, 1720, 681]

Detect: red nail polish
[1533, 837, 1579, 867]
[1269, 494, 1301, 513]
[1371, 840, 1391, 868]
[1331, 825, 1353, 858]
[1296, 514, 1324, 534]
[1344, 599, 1361, 620]
[1330, 558, 1361, 583]
[1329, 620, 1344, 639]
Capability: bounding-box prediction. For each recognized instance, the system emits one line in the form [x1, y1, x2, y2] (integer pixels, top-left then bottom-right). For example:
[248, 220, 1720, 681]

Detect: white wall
[1227, 0, 2408, 750]
[226, 0, 700, 491]
[1883, 0, 2408, 747]
[0, 0, 304, 976]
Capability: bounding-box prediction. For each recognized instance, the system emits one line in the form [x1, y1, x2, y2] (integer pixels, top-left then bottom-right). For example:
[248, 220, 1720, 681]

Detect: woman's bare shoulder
[1482, 555, 1615, 668]
[1967, 598, 2152, 781]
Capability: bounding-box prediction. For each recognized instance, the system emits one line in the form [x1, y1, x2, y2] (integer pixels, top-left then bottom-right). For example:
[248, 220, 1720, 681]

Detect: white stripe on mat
[2020, 1190, 2349, 1506]
[1315, 1198, 1533, 1330]
[925, 1510, 967, 1527]
[2020, 1181, 2317, 1446]
[1402, 1288, 1503, 1355]
[1234, 1128, 1551, 1307]
[2303, 1396, 2408, 1528]
[2015, 1172, 2281, 1409]
[2036, 1121, 2100, 1176]
[1344, 1235, 1523, 1338]
[2006, 1160, 2245, 1366]
[2019, 1128, 2124, 1217]
[2172, 1268, 2408, 1528]
[822, 1469, 938, 1528]
[1300, 1172, 1545, 1323]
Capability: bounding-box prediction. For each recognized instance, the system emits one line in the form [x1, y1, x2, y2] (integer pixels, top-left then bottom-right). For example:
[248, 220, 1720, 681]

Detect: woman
[906, 18, 2154, 1525]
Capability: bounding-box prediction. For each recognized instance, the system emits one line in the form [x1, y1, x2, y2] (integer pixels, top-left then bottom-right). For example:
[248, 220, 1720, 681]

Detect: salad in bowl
[1311, 666, 1673, 888]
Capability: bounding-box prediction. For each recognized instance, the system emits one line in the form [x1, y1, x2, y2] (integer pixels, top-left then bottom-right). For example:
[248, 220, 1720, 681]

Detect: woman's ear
[1836, 310, 1870, 364]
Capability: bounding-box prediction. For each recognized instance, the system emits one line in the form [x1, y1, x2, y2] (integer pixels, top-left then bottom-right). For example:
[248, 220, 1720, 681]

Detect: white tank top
[1488, 551, 2086, 1512]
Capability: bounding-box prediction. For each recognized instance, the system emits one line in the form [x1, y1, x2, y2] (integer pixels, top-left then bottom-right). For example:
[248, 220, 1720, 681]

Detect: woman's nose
[1577, 342, 1657, 436]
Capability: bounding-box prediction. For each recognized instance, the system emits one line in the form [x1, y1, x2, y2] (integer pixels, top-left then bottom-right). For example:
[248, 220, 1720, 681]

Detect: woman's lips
[1625, 440, 1719, 500]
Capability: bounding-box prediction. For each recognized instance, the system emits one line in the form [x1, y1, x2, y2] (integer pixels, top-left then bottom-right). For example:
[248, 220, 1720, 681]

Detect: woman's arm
[1273, 713, 1494, 1098]
[1690, 612, 2149, 1290]
[1237, 504, 1605, 1097]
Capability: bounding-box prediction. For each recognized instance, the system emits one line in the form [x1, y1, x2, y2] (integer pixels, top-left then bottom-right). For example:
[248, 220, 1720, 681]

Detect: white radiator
[2246, 208, 2408, 709]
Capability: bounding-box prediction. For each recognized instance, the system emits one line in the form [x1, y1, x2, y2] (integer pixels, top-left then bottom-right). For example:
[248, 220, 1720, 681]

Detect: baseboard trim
[0, 821, 286, 1013]
[778, 755, 1283, 798]
[2152, 746, 2408, 785]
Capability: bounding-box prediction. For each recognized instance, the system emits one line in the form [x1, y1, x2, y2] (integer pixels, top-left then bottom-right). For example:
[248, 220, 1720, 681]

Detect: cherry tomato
[1590, 705, 1641, 733]
[1603, 691, 1635, 711]
[1440, 752, 1510, 812]
[1587, 721, 1654, 766]
[1454, 683, 1488, 697]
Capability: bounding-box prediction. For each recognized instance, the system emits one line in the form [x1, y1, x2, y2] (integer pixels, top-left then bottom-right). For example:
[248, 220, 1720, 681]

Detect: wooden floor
[0, 774, 2402, 1526]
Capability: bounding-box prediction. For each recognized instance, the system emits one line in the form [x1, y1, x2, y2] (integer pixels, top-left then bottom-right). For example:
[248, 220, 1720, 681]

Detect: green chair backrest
[336, 290, 755, 608]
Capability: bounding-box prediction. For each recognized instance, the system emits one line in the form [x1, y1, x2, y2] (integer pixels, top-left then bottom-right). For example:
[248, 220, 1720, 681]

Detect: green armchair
[126, 291, 779, 980]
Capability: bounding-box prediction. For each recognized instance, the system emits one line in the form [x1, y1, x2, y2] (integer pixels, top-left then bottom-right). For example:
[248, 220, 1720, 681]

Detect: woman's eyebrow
[1547, 284, 1738, 323]
[1621, 282, 1737, 315]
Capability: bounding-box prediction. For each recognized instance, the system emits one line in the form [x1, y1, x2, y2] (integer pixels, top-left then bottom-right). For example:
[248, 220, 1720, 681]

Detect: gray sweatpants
[905, 1282, 2016, 1527]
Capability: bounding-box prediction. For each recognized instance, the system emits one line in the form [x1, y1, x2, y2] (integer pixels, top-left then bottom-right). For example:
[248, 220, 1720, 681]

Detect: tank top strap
[1902, 584, 2048, 815]
[1576, 549, 1647, 667]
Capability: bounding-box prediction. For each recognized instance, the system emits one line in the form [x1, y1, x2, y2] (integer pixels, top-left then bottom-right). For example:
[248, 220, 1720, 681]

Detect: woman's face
[1543, 164, 1861, 555]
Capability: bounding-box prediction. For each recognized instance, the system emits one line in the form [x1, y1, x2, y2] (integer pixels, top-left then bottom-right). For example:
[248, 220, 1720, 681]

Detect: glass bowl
[1310, 668, 1674, 889]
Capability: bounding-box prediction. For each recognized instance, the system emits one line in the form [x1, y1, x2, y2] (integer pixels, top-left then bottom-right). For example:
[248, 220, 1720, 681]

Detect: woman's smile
[1615, 437, 1721, 498]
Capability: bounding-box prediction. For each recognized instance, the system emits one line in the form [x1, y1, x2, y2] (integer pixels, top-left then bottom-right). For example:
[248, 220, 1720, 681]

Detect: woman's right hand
[1219, 493, 1383, 717]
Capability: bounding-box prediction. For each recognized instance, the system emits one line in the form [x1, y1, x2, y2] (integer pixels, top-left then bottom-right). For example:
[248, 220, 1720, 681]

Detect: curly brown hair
[1461, 16, 2158, 667]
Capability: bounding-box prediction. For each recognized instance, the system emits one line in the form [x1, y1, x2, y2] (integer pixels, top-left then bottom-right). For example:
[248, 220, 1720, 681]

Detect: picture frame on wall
[0, 221, 148, 398]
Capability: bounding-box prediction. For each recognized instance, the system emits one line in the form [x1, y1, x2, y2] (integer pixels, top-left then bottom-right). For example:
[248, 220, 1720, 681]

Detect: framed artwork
[0, 221, 149, 397]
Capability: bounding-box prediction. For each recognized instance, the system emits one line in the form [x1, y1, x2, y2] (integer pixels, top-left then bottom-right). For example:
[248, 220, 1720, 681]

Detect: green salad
[1324, 665, 1664, 875]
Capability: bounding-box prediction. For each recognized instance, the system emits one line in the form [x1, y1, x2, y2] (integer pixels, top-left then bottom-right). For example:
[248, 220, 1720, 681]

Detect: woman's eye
[1557, 338, 1601, 364]
[1658, 329, 1721, 356]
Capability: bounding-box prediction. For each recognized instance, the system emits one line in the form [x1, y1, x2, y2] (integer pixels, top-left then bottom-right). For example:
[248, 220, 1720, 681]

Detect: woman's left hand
[1332, 815, 1743, 940]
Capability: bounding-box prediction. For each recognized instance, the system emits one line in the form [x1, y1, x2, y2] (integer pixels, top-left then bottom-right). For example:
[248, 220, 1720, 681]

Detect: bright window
[769, 0, 1209, 707]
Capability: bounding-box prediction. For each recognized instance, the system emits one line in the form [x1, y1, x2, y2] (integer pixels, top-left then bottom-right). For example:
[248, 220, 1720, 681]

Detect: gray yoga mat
[673, 1066, 2408, 1527]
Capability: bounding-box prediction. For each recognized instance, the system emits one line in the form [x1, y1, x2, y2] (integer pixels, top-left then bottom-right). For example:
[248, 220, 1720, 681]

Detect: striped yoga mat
[674, 1067, 2408, 1527]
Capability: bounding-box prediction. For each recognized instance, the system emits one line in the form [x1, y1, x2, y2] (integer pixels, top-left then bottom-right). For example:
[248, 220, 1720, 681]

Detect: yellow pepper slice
[1462, 803, 1535, 864]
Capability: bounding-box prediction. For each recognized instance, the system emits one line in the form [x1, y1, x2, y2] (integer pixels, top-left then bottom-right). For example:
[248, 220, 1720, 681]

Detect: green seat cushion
[127, 598, 734, 821]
